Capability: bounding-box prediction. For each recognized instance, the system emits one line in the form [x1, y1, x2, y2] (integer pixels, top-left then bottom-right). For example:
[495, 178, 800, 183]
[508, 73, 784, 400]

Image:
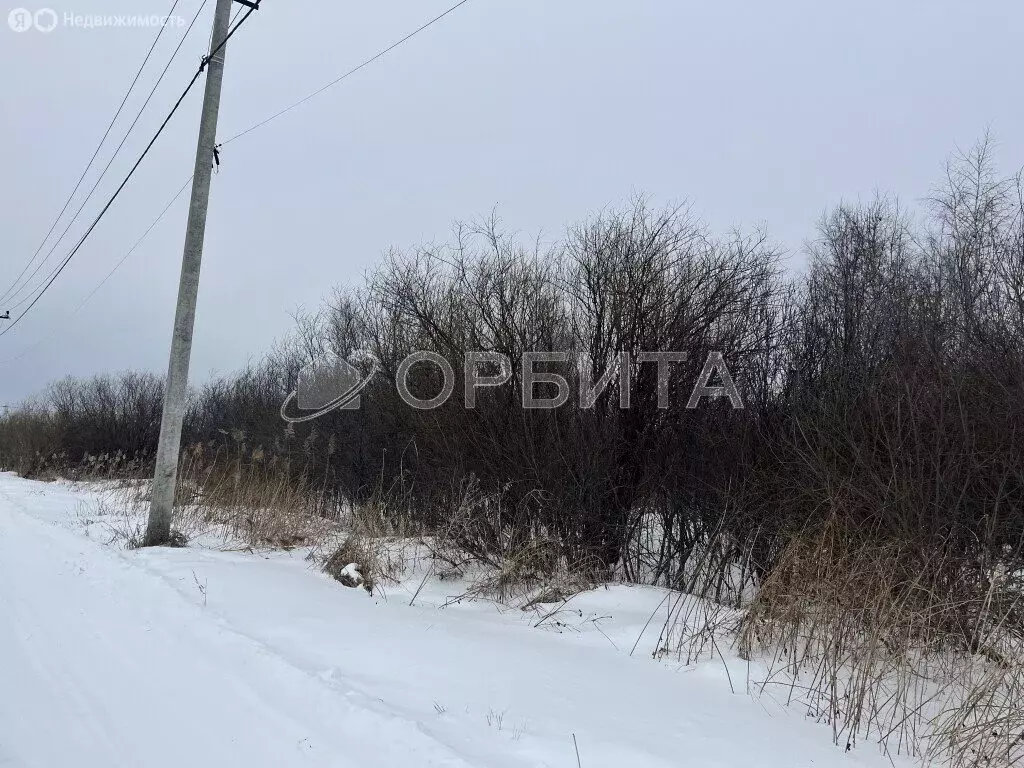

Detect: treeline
[3, 139, 1023, 594]
[5, 138, 1022, 763]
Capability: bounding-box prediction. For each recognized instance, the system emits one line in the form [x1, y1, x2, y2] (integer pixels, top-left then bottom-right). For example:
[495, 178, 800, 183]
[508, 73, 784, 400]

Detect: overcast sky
[1, 0, 1022, 405]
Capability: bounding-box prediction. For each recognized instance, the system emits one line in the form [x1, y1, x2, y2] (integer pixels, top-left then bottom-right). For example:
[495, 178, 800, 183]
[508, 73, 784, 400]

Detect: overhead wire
[0, 0, 187, 306]
[0, 177, 193, 364]
[220, 0, 473, 147]
[2, 0, 475, 357]
[0, 5, 257, 340]
[3, 0, 212, 311]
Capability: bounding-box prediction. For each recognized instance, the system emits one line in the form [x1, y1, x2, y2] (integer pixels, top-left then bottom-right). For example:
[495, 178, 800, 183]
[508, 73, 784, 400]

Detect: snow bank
[0, 472, 911, 767]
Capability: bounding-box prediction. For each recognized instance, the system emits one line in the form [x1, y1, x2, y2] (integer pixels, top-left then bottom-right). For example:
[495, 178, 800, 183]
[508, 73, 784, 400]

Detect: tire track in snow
[0, 493, 478, 768]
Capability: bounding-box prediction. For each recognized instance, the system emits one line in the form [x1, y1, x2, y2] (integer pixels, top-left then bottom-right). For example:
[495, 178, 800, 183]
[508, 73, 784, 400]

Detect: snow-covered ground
[0, 472, 913, 768]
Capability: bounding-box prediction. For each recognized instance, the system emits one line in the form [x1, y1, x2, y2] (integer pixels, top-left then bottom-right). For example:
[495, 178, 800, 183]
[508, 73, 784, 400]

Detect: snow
[337, 562, 364, 587]
[0, 472, 913, 768]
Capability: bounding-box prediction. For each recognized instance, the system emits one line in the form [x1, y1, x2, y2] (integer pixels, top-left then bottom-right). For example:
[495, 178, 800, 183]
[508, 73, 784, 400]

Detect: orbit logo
[8, 7, 57, 32]
[280, 351, 380, 424]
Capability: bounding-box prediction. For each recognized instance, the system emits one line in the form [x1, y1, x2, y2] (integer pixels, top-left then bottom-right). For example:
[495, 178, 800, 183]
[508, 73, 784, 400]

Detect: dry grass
[84, 446, 426, 595]
[171, 444, 339, 548]
[322, 537, 375, 593]
[315, 528, 420, 597]
[68, 447, 1024, 768]
[416, 481, 604, 607]
[932, 660, 1024, 768]
[79, 444, 339, 552]
[309, 486, 429, 596]
[736, 517, 1024, 766]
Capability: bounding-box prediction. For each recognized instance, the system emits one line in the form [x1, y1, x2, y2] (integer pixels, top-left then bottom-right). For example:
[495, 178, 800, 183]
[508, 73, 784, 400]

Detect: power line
[0, 178, 193, 365]
[0, 0, 187, 307]
[3, 0, 469, 353]
[75, 176, 193, 315]
[220, 0, 473, 146]
[0, 7, 257, 341]
[3, 0, 212, 312]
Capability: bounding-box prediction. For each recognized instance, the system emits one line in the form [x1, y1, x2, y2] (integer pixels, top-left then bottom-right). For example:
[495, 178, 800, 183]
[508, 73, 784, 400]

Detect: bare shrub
[323, 536, 375, 594]
[933, 660, 1024, 768]
[4, 136, 1023, 765]
[739, 516, 1024, 764]
[0, 401, 58, 477]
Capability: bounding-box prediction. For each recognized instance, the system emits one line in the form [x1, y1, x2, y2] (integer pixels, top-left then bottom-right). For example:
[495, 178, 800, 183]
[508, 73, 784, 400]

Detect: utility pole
[143, 0, 235, 546]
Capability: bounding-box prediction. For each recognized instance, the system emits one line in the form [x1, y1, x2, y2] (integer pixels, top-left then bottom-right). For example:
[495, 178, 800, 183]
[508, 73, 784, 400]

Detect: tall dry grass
[737, 517, 1024, 766]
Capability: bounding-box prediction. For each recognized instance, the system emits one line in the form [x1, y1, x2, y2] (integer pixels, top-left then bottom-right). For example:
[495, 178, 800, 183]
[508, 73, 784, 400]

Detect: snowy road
[0, 483, 476, 768]
[0, 474, 913, 767]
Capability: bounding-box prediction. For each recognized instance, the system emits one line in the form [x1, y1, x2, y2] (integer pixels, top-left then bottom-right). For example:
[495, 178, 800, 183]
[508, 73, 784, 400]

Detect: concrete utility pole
[144, 0, 235, 546]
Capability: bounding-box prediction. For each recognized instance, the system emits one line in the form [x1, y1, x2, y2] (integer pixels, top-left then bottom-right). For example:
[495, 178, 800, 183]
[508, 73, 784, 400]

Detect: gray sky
[1, 0, 1022, 404]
